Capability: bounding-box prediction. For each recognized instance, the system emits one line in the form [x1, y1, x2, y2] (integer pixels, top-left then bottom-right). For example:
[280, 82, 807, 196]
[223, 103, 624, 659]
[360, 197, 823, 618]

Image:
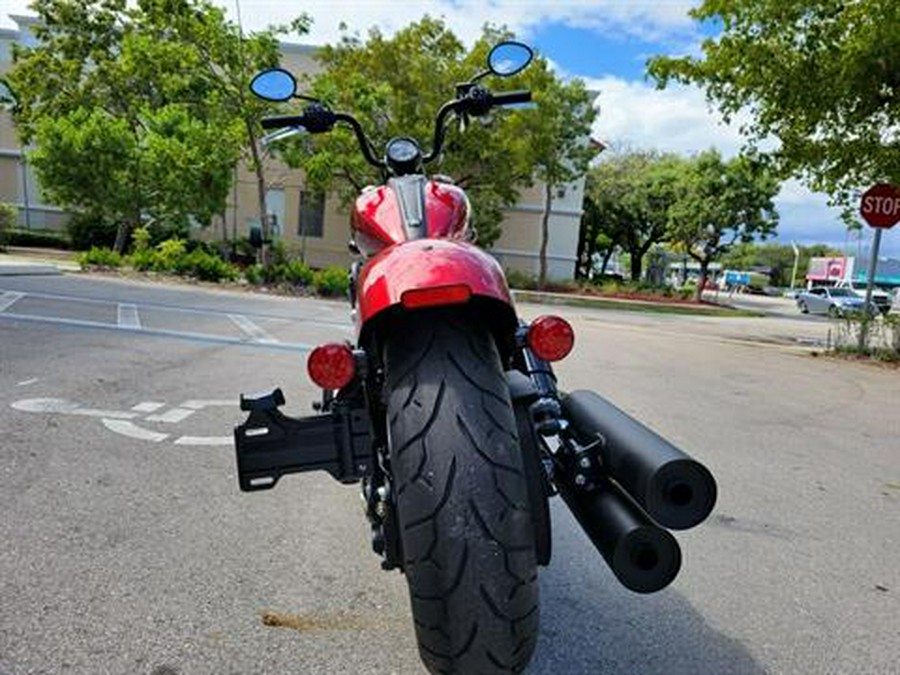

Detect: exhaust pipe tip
[612, 523, 682, 594]
[647, 459, 717, 530]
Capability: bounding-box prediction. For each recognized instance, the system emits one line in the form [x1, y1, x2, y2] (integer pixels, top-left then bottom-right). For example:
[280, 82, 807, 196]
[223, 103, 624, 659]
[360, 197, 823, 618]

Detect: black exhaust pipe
[562, 390, 717, 530]
[557, 474, 681, 593]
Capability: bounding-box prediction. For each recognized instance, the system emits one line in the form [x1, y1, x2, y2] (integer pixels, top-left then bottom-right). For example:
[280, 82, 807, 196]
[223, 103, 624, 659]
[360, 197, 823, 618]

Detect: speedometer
[387, 137, 421, 164]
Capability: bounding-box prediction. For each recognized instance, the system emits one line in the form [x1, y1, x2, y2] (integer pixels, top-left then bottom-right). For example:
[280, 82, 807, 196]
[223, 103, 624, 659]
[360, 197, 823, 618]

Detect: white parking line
[228, 314, 279, 343]
[0, 287, 350, 327]
[117, 303, 141, 329]
[0, 311, 315, 352]
[0, 291, 25, 312]
[181, 399, 234, 409]
[131, 401, 165, 413]
[145, 407, 195, 424]
[101, 419, 169, 442]
[174, 435, 232, 446]
[11, 398, 138, 419]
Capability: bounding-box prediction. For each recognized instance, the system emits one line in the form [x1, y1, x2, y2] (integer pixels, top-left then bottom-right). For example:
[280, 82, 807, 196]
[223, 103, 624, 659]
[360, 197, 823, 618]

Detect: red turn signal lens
[527, 315, 574, 362]
[401, 284, 472, 310]
[307, 343, 356, 390]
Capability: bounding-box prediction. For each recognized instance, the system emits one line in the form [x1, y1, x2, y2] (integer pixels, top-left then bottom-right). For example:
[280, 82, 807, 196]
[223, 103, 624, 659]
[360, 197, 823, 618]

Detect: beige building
[1, 14, 586, 279]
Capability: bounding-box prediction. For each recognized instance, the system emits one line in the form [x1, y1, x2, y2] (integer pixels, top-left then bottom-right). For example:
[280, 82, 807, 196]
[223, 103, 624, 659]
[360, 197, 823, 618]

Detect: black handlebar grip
[491, 90, 532, 106]
[260, 115, 306, 130]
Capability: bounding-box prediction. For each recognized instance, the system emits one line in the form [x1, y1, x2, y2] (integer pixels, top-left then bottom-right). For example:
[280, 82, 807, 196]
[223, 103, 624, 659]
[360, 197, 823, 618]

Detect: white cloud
[2, 0, 701, 47]
[582, 76, 900, 253]
[4, 1, 895, 254]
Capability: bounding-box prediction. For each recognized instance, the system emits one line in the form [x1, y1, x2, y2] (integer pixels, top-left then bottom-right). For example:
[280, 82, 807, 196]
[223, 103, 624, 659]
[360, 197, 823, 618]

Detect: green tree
[509, 65, 596, 288]
[276, 18, 593, 252]
[7, 0, 307, 252]
[667, 150, 780, 299]
[588, 150, 685, 281]
[648, 0, 900, 211]
[576, 191, 622, 279]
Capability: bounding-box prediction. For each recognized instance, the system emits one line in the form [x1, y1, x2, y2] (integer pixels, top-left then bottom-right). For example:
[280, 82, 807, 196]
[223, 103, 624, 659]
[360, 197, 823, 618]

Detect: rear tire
[384, 311, 540, 674]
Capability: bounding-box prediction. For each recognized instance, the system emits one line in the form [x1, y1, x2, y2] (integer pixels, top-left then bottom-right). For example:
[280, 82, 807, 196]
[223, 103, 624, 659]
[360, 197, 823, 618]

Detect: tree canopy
[647, 0, 900, 209]
[275, 18, 595, 248]
[5, 0, 307, 251]
[667, 149, 780, 297]
[581, 148, 780, 290]
[585, 150, 686, 280]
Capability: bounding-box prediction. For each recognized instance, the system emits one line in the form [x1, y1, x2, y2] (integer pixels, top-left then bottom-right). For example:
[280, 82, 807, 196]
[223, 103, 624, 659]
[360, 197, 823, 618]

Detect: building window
[299, 191, 325, 238]
[265, 188, 285, 238]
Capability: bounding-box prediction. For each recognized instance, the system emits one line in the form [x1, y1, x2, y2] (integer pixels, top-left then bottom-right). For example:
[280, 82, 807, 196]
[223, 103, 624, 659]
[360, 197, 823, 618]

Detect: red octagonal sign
[860, 183, 900, 229]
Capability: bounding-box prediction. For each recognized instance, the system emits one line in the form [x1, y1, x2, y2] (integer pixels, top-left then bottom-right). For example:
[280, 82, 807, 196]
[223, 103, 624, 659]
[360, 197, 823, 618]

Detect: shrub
[3, 227, 72, 249]
[66, 213, 117, 250]
[175, 248, 239, 282]
[127, 248, 155, 271]
[283, 260, 314, 285]
[131, 226, 152, 253]
[0, 203, 16, 250]
[78, 246, 122, 268]
[151, 238, 187, 272]
[505, 268, 538, 290]
[313, 267, 349, 297]
[244, 264, 264, 285]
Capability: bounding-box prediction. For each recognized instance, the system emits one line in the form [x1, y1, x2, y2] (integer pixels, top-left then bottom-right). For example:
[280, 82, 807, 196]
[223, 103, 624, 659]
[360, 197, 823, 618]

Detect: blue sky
[3, 1, 896, 257]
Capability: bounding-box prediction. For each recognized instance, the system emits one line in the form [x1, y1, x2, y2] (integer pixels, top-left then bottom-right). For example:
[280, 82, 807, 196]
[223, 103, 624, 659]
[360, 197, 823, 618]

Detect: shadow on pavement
[531, 503, 764, 675]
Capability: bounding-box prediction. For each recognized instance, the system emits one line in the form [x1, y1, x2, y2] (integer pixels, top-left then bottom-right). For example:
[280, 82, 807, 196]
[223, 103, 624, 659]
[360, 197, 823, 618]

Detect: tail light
[307, 343, 356, 390]
[401, 284, 472, 310]
[527, 315, 574, 361]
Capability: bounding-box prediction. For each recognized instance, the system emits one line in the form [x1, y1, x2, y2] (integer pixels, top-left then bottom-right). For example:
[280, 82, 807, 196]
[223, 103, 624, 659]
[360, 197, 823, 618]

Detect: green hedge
[3, 228, 72, 249]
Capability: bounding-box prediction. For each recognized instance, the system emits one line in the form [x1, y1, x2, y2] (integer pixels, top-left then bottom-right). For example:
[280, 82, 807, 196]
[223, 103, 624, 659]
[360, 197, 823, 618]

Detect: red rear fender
[356, 239, 514, 329]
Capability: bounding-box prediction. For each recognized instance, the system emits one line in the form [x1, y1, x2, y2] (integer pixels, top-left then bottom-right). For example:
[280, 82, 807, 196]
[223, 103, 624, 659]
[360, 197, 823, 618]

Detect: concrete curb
[0, 263, 62, 276]
[510, 289, 763, 317]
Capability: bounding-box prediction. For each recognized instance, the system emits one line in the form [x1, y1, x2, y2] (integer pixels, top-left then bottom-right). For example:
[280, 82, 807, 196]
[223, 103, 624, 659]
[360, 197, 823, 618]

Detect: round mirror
[249, 68, 297, 102]
[488, 42, 533, 77]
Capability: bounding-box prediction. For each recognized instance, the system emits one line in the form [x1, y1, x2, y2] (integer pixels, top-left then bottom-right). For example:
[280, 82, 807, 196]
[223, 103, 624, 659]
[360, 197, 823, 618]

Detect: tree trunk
[629, 248, 643, 281]
[696, 258, 710, 302]
[113, 221, 131, 254]
[575, 211, 588, 280]
[599, 247, 614, 277]
[247, 122, 268, 265]
[538, 182, 552, 290]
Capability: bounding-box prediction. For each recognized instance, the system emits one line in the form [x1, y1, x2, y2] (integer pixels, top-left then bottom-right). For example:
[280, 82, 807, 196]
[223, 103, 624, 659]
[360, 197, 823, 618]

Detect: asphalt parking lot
[1, 273, 898, 675]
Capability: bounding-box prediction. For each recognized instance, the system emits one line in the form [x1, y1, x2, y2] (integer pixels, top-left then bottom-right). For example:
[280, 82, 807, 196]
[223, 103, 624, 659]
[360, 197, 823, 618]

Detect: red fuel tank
[351, 180, 470, 256]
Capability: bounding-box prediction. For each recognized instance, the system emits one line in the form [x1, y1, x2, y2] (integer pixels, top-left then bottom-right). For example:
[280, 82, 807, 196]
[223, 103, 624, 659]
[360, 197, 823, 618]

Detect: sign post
[857, 183, 900, 350]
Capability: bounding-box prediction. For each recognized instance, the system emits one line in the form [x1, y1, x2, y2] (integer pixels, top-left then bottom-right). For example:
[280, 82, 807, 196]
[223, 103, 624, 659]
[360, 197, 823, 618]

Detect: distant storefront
[806, 255, 900, 289]
[806, 256, 855, 283]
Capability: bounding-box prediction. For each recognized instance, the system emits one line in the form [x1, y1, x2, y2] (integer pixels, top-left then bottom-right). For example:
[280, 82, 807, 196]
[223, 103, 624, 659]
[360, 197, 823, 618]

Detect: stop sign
[860, 183, 900, 228]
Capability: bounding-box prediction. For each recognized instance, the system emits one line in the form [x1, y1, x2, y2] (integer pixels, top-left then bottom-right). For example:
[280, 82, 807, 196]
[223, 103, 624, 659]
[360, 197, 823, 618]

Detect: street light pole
[858, 228, 882, 352]
[790, 241, 800, 290]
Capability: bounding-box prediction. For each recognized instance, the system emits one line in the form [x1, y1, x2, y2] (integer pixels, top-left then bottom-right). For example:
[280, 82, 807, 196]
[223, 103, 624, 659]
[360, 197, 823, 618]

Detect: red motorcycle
[236, 42, 717, 675]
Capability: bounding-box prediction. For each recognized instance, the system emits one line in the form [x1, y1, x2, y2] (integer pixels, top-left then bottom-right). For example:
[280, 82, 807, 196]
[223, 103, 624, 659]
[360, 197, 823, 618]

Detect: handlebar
[259, 86, 532, 171]
[260, 115, 305, 130]
[489, 90, 532, 107]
